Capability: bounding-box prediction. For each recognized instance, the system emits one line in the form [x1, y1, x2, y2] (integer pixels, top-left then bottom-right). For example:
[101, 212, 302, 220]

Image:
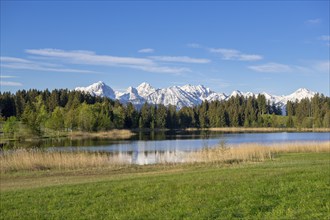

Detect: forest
[0, 89, 329, 137]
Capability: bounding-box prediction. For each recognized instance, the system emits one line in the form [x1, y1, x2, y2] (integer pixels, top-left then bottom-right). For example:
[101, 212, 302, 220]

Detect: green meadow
[1, 152, 329, 220]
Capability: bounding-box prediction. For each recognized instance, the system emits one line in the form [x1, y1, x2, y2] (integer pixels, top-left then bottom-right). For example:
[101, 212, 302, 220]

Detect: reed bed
[186, 141, 330, 164]
[0, 150, 127, 172]
[1, 141, 329, 173]
[67, 129, 135, 139]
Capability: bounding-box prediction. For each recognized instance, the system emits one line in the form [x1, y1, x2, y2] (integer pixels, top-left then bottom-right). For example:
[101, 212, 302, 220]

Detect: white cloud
[0, 81, 23, 86]
[2, 63, 96, 73]
[1, 56, 96, 73]
[24, 49, 193, 74]
[319, 35, 330, 46]
[0, 57, 31, 63]
[150, 56, 210, 64]
[319, 35, 330, 41]
[306, 18, 321, 25]
[249, 60, 330, 74]
[187, 43, 202, 48]
[26, 49, 155, 66]
[210, 48, 263, 61]
[236, 54, 263, 61]
[248, 62, 292, 73]
[138, 48, 155, 53]
[0, 75, 17, 79]
[312, 60, 330, 73]
[3, 48, 210, 75]
[134, 65, 191, 74]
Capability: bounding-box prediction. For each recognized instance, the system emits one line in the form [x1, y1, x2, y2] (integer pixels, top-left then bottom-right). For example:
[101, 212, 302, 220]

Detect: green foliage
[46, 107, 65, 132]
[2, 116, 18, 136]
[77, 103, 97, 131]
[323, 111, 330, 128]
[286, 116, 294, 128]
[112, 104, 125, 129]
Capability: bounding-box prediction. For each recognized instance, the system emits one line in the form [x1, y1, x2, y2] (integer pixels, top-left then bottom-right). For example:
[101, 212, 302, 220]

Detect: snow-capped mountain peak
[137, 82, 156, 98]
[292, 88, 314, 96]
[230, 90, 242, 97]
[284, 88, 316, 102]
[181, 84, 212, 99]
[75, 82, 320, 114]
[75, 81, 115, 99]
[229, 90, 255, 98]
[116, 86, 145, 105]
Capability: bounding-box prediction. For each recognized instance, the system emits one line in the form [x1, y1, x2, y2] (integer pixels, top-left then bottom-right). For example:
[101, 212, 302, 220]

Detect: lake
[5, 131, 329, 164]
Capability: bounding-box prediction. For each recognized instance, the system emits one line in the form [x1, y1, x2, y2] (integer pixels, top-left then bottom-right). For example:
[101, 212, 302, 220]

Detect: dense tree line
[0, 89, 329, 137]
[286, 94, 330, 128]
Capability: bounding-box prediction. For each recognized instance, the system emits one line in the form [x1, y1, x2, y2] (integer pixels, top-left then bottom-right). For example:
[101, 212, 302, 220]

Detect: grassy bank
[186, 127, 330, 132]
[67, 129, 135, 139]
[1, 152, 329, 219]
[0, 129, 136, 143]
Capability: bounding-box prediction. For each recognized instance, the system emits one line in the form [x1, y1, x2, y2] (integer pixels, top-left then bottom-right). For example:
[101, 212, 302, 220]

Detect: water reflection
[115, 150, 186, 165]
[2, 131, 329, 165]
[3, 131, 329, 153]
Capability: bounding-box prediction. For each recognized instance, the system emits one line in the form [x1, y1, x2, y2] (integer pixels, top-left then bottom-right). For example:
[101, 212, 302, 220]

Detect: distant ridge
[75, 81, 317, 112]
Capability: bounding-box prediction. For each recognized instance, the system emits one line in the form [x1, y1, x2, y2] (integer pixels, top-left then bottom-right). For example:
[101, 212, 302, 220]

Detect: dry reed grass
[186, 141, 330, 164]
[1, 141, 329, 173]
[68, 129, 135, 139]
[0, 150, 126, 172]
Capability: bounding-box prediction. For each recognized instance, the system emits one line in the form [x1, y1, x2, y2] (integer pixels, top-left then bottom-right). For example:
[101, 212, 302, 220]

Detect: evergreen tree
[156, 104, 167, 128]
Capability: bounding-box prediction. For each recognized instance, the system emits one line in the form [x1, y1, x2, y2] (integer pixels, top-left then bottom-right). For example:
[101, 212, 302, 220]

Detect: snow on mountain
[146, 86, 199, 109]
[117, 86, 146, 105]
[229, 90, 242, 98]
[229, 90, 255, 98]
[180, 84, 213, 100]
[280, 88, 316, 103]
[260, 92, 276, 102]
[206, 92, 227, 102]
[75, 81, 115, 99]
[137, 82, 156, 98]
[75, 82, 319, 112]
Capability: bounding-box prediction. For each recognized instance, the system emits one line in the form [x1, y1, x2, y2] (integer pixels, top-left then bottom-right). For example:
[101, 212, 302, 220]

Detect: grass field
[1, 151, 329, 219]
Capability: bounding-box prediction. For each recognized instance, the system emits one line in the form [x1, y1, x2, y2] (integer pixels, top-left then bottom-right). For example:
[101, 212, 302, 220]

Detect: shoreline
[185, 127, 330, 132]
[1, 127, 329, 144]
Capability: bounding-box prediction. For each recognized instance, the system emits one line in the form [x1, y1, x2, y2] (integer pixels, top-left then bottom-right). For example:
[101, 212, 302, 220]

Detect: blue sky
[1, 1, 329, 95]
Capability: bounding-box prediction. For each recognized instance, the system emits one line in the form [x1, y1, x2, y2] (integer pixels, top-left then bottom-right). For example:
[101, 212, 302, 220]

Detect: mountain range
[75, 81, 317, 113]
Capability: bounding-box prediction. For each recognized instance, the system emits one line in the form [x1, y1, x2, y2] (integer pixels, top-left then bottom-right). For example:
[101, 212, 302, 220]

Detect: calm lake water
[5, 131, 329, 164]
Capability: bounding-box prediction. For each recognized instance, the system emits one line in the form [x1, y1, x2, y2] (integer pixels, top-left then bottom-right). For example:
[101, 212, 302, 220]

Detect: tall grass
[186, 141, 330, 163]
[0, 150, 126, 172]
[1, 141, 329, 173]
[68, 129, 135, 139]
